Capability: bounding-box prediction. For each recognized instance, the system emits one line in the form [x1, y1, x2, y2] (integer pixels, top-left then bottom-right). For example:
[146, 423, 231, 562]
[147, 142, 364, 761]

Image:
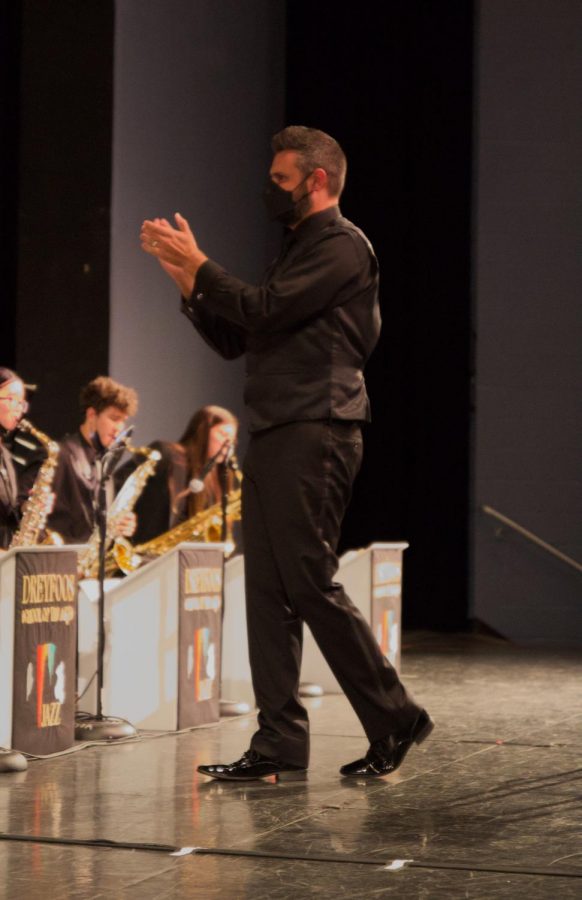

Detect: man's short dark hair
[271, 126, 347, 198]
[80, 376, 138, 417]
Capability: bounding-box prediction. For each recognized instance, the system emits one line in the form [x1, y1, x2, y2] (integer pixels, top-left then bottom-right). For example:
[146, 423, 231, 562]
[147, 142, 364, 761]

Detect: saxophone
[9, 418, 61, 548]
[107, 487, 242, 576]
[77, 443, 161, 578]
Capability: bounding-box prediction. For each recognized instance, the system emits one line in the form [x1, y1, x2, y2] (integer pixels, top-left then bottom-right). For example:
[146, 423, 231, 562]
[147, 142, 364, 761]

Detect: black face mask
[262, 174, 312, 226]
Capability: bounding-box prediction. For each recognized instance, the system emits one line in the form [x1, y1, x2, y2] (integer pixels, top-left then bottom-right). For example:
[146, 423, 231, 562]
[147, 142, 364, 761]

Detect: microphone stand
[75, 441, 137, 741]
[218, 462, 228, 545]
[217, 453, 251, 718]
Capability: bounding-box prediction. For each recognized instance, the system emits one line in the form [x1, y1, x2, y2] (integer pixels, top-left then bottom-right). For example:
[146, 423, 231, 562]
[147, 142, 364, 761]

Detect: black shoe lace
[241, 749, 263, 764]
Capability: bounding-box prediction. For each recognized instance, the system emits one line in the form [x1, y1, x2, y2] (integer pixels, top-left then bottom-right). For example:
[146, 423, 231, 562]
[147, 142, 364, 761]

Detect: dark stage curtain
[285, 2, 474, 629]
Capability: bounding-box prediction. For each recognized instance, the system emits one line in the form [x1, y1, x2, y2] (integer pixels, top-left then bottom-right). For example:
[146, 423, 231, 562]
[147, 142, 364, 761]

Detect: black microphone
[97, 425, 135, 480]
[188, 439, 231, 494]
[105, 423, 134, 454]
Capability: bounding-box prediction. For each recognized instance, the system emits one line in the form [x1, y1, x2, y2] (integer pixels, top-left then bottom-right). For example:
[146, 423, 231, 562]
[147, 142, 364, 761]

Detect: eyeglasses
[0, 395, 29, 413]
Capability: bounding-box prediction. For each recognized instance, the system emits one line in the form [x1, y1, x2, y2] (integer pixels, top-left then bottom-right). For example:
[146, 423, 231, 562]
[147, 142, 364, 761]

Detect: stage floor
[1, 633, 581, 899]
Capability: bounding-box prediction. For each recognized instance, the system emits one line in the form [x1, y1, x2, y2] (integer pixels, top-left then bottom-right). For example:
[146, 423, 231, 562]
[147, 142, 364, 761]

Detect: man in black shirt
[141, 126, 433, 780]
[48, 376, 139, 544]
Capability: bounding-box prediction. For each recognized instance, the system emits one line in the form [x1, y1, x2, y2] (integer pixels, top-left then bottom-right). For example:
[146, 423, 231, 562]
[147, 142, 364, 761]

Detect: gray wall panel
[473, 0, 582, 642]
[109, 0, 285, 447]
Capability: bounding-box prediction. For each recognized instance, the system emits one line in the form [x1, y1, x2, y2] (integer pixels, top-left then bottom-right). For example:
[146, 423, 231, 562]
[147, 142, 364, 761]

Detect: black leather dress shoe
[197, 749, 307, 781]
[340, 709, 434, 778]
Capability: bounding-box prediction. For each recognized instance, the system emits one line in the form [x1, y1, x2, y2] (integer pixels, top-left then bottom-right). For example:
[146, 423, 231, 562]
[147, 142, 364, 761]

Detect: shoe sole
[198, 768, 307, 782]
[275, 768, 308, 782]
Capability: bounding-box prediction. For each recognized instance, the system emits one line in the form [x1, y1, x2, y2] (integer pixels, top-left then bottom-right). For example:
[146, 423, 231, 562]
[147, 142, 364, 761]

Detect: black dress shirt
[48, 431, 115, 544]
[0, 441, 19, 549]
[182, 206, 381, 432]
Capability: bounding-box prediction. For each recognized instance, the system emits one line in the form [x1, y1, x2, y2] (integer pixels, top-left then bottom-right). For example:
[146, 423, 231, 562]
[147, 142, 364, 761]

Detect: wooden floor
[1, 633, 581, 898]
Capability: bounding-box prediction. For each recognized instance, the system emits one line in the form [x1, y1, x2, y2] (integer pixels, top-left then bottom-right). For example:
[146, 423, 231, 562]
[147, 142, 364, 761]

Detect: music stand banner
[12, 549, 78, 754]
[178, 547, 223, 728]
[371, 548, 404, 672]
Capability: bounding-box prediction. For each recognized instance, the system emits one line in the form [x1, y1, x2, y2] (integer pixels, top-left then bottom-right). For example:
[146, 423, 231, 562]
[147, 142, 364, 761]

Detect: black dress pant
[242, 420, 420, 768]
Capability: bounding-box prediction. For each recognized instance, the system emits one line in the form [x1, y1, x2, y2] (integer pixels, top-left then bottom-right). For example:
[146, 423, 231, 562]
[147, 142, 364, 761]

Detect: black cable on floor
[0, 832, 176, 853]
[0, 832, 580, 879]
[19, 719, 220, 759]
[75, 670, 98, 703]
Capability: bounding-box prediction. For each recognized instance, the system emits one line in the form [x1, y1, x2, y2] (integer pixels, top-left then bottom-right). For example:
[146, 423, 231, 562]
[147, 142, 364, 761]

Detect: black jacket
[47, 431, 116, 544]
[182, 206, 381, 432]
[0, 441, 19, 549]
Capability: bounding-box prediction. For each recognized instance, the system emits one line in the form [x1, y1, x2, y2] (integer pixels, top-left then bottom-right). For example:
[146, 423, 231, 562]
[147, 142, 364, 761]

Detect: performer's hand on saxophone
[113, 511, 136, 539]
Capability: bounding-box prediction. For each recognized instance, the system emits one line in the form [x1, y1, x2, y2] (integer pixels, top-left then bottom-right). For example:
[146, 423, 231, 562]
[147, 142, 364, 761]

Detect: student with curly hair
[48, 376, 138, 543]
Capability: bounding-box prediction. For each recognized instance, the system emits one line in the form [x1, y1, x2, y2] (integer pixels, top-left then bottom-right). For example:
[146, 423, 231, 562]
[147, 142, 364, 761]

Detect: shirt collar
[285, 205, 341, 244]
[78, 428, 99, 460]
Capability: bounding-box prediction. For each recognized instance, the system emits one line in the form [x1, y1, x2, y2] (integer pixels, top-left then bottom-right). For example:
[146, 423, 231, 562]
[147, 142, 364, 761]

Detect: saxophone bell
[110, 536, 145, 575]
[42, 528, 65, 546]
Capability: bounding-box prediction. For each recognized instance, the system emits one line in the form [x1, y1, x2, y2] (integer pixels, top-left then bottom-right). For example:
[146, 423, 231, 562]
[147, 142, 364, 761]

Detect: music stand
[75, 442, 137, 741]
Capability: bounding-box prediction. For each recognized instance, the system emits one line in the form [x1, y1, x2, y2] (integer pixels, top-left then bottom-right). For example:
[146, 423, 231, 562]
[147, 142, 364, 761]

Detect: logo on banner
[187, 627, 216, 702]
[26, 643, 66, 728]
[183, 567, 222, 611]
[375, 610, 398, 666]
[20, 573, 76, 626]
[374, 560, 401, 584]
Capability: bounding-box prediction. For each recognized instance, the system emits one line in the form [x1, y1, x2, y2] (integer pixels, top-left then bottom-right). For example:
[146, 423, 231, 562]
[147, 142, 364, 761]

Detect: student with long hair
[121, 404, 238, 546]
